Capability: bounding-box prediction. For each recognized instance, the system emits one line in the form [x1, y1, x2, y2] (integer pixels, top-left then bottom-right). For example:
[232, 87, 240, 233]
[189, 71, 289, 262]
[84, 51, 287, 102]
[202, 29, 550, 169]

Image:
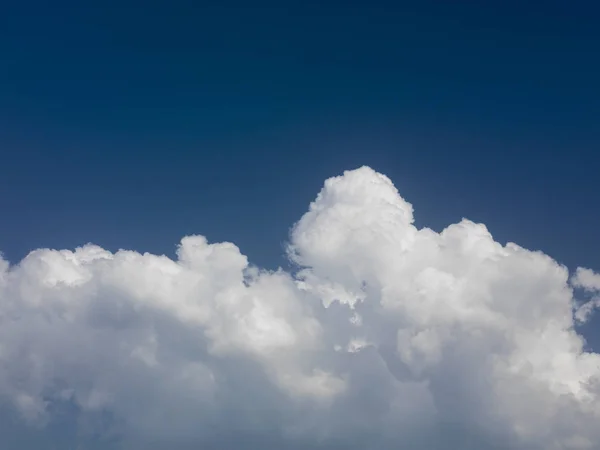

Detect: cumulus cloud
[1, 166, 599, 449]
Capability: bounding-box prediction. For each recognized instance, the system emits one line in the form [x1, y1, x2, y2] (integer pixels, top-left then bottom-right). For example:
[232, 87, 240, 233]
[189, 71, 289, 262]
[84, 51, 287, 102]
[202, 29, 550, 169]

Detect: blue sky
[1, 1, 599, 269]
[1, 2, 600, 449]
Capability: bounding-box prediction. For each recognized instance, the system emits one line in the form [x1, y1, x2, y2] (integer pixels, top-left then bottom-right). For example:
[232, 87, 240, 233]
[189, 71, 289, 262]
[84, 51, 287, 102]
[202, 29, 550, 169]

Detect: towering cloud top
[0, 167, 599, 449]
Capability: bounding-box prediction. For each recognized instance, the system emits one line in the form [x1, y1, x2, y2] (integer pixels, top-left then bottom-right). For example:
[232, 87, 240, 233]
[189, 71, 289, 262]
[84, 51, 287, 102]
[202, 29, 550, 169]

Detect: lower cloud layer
[1, 167, 599, 449]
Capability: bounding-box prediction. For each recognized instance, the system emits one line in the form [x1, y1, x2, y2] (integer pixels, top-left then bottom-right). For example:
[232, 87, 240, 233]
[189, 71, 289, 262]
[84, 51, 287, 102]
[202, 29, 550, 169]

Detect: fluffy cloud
[1, 166, 599, 449]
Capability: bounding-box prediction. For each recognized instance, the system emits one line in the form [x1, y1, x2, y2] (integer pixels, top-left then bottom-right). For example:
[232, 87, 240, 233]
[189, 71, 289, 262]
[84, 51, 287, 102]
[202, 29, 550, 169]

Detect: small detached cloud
[1, 167, 599, 449]
[572, 267, 600, 322]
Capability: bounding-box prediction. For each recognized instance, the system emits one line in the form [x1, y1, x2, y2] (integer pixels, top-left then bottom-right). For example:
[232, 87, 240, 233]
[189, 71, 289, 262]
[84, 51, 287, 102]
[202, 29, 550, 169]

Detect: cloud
[571, 268, 600, 323]
[1, 166, 599, 449]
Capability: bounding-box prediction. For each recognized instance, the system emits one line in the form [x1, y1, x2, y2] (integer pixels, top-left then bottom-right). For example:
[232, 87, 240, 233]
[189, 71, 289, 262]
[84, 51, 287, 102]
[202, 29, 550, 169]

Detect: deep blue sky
[1, 2, 598, 279]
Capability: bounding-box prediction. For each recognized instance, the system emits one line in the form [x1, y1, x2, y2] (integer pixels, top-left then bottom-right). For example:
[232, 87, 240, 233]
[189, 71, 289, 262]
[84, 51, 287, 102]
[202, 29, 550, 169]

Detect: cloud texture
[1, 167, 599, 449]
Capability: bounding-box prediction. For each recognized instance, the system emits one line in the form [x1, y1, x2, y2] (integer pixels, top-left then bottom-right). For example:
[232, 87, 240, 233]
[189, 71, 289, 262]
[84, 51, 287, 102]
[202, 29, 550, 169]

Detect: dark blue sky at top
[0, 1, 598, 281]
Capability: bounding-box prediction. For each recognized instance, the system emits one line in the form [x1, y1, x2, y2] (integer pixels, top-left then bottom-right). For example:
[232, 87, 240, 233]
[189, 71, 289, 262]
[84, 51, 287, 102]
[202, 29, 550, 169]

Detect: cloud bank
[1, 167, 599, 449]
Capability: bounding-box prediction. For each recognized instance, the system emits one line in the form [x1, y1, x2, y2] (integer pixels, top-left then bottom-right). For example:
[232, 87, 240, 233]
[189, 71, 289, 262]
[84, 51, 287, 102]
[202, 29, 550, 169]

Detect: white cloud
[572, 268, 600, 322]
[1, 166, 599, 449]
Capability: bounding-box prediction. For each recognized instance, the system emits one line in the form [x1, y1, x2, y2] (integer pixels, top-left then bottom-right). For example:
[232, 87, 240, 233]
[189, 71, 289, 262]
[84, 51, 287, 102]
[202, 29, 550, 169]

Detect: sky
[1, 1, 600, 449]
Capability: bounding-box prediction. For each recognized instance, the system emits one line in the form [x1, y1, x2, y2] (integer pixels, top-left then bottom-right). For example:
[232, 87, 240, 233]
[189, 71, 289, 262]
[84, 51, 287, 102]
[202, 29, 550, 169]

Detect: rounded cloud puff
[0, 167, 599, 449]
